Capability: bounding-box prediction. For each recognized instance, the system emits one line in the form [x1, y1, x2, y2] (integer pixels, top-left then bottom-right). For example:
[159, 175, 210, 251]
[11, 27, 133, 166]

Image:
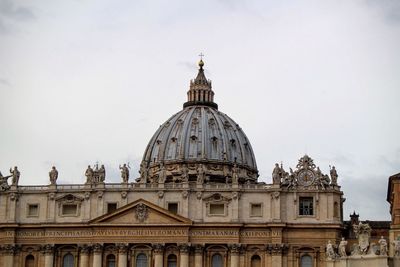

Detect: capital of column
[79, 244, 91, 255]
[179, 244, 190, 254]
[2, 244, 18, 255]
[41, 244, 55, 255]
[267, 243, 288, 255]
[229, 244, 241, 255]
[194, 244, 204, 255]
[117, 243, 129, 254]
[92, 243, 103, 254]
[153, 244, 164, 254]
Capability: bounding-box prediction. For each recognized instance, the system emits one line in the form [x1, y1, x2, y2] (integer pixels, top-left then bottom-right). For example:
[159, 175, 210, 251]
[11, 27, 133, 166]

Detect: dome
[139, 60, 258, 184]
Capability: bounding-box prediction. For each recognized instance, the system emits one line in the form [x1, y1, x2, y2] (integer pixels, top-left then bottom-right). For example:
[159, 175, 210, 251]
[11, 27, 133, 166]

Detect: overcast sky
[0, 0, 399, 220]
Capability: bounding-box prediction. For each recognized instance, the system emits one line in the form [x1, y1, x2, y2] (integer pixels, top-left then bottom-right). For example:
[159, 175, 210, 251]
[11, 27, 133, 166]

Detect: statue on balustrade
[379, 236, 387, 256]
[0, 171, 11, 191]
[119, 163, 129, 183]
[85, 165, 94, 184]
[49, 166, 58, 185]
[9, 166, 20, 185]
[330, 165, 338, 185]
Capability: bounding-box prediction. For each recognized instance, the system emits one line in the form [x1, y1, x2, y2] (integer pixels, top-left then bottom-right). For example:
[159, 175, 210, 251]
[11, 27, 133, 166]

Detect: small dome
[139, 60, 258, 184]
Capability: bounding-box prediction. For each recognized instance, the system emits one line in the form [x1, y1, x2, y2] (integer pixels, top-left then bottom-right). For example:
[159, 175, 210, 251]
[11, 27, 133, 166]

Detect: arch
[301, 254, 313, 267]
[251, 254, 261, 267]
[62, 253, 74, 267]
[211, 253, 223, 267]
[136, 253, 148, 267]
[167, 254, 177, 267]
[25, 255, 35, 267]
[106, 254, 116, 267]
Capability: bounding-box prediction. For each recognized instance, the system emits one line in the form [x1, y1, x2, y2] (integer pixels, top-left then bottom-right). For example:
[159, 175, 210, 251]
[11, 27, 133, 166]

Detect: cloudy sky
[0, 0, 399, 220]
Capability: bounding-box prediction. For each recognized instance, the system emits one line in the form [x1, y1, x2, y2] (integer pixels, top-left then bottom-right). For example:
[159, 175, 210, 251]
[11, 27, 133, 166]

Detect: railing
[18, 185, 49, 191]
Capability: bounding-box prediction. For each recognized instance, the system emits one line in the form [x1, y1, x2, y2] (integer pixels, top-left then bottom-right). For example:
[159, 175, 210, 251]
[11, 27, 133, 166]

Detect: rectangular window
[168, 203, 178, 214]
[299, 197, 313, 216]
[27, 204, 39, 217]
[107, 203, 118, 213]
[209, 203, 225, 215]
[251, 203, 262, 217]
[62, 204, 77, 216]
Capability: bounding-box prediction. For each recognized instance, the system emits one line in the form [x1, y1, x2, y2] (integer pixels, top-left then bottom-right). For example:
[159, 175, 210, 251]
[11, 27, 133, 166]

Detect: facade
[0, 60, 345, 267]
[387, 172, 400, 257]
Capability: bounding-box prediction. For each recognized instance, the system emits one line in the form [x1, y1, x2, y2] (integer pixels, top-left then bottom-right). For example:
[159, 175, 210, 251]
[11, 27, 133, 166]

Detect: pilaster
[153, 244, 164, 267]
[92, 243, 103, 267]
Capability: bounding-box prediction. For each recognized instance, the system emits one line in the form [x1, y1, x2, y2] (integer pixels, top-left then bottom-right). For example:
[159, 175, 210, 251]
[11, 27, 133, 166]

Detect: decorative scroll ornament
[279, 155, 336, 190]
[135, 203, 148, 222]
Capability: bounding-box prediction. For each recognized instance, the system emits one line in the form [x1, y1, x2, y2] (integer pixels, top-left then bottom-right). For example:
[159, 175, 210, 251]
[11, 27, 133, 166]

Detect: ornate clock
[297, 169, 315, 186]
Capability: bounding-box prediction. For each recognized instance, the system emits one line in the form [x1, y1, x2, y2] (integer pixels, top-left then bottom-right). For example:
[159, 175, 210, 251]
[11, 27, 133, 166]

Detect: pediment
[90, 199, 192, 225]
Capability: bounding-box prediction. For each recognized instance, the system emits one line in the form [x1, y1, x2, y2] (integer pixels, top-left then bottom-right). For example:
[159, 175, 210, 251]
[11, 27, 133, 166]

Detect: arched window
[167, 254, 177, 267]
[62, 253, 74, 267]
[211, 253, 223, 267]
[136, 253, 148, 267]
[251, 255, 261, 267]
[25, 255, 35, 267]
[301, 255, 313, 267]
[106, 254, 116, 267]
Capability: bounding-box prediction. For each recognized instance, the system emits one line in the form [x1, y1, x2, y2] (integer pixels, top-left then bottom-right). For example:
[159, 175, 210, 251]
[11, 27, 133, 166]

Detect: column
[153, 244, 164, 267]
[2, 244, 16, 267]
[230, 244, 240, 267]
[92, 244, 103, 267]
[179, 244, 189, 267]
[268, 244, 287, 267]
[117, 243, 128, 267]
[194, 245, 203, 267]
[79, 244, 91, 267]
[42, 244, 54, 267]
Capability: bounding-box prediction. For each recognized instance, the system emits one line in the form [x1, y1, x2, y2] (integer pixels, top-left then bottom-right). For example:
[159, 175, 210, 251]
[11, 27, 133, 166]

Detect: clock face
[298, 170, 315, 186]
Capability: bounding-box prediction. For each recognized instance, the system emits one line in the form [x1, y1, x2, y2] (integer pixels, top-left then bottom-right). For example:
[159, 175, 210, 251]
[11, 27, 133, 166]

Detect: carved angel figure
[49, 166, 58, 185]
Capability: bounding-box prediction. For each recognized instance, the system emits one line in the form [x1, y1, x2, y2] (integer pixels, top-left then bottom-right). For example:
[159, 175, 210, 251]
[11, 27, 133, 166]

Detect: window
[168, 203, 178, 214]
[107, 203, 117, 213]
[62, 204, 77, 216]
[299, 197, 313, 216]
[106, 254, 116, 267]
[209, 204, 225, 215]
[25, 255, 35, 267]
[62, 253, 74, 267]
[136, 253, 148, 267]
[211, 254, 223, 267]
[250, 204, 262, 217]
[301, 255, 313, 267]
[27, 204, 39, 217]
[167, 254, 177, 267]
[251, 255, 261, 267]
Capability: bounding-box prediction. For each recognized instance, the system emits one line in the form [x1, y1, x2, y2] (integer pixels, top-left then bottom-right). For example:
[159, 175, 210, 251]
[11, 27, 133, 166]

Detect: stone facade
[0, 61, 344, 267]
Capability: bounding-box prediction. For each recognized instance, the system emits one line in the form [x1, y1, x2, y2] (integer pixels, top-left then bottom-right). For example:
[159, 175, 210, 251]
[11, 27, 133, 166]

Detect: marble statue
[181, 165, 189, 182]
[85, 165, 94, 184]
[272, 163, 281, 184]
[49, 166, 58, 185]
[99, 165, 106, 182]
[393, 240, 400, 257]
[326, 240, 336, 260]
[119, 164, 129, 183]
[378, 236, 387, 256]
[339, 237, 347, 257]
[9, 166, 20, 185]
[0, 171, 11, 191]
[158, 163, 166, 184]
[232, 163, 239, 184]
[281, 168, 296, 189]
[352, 222, 371, 255]
[197, 164, 205, 184]
[330, 165, 338, 185]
